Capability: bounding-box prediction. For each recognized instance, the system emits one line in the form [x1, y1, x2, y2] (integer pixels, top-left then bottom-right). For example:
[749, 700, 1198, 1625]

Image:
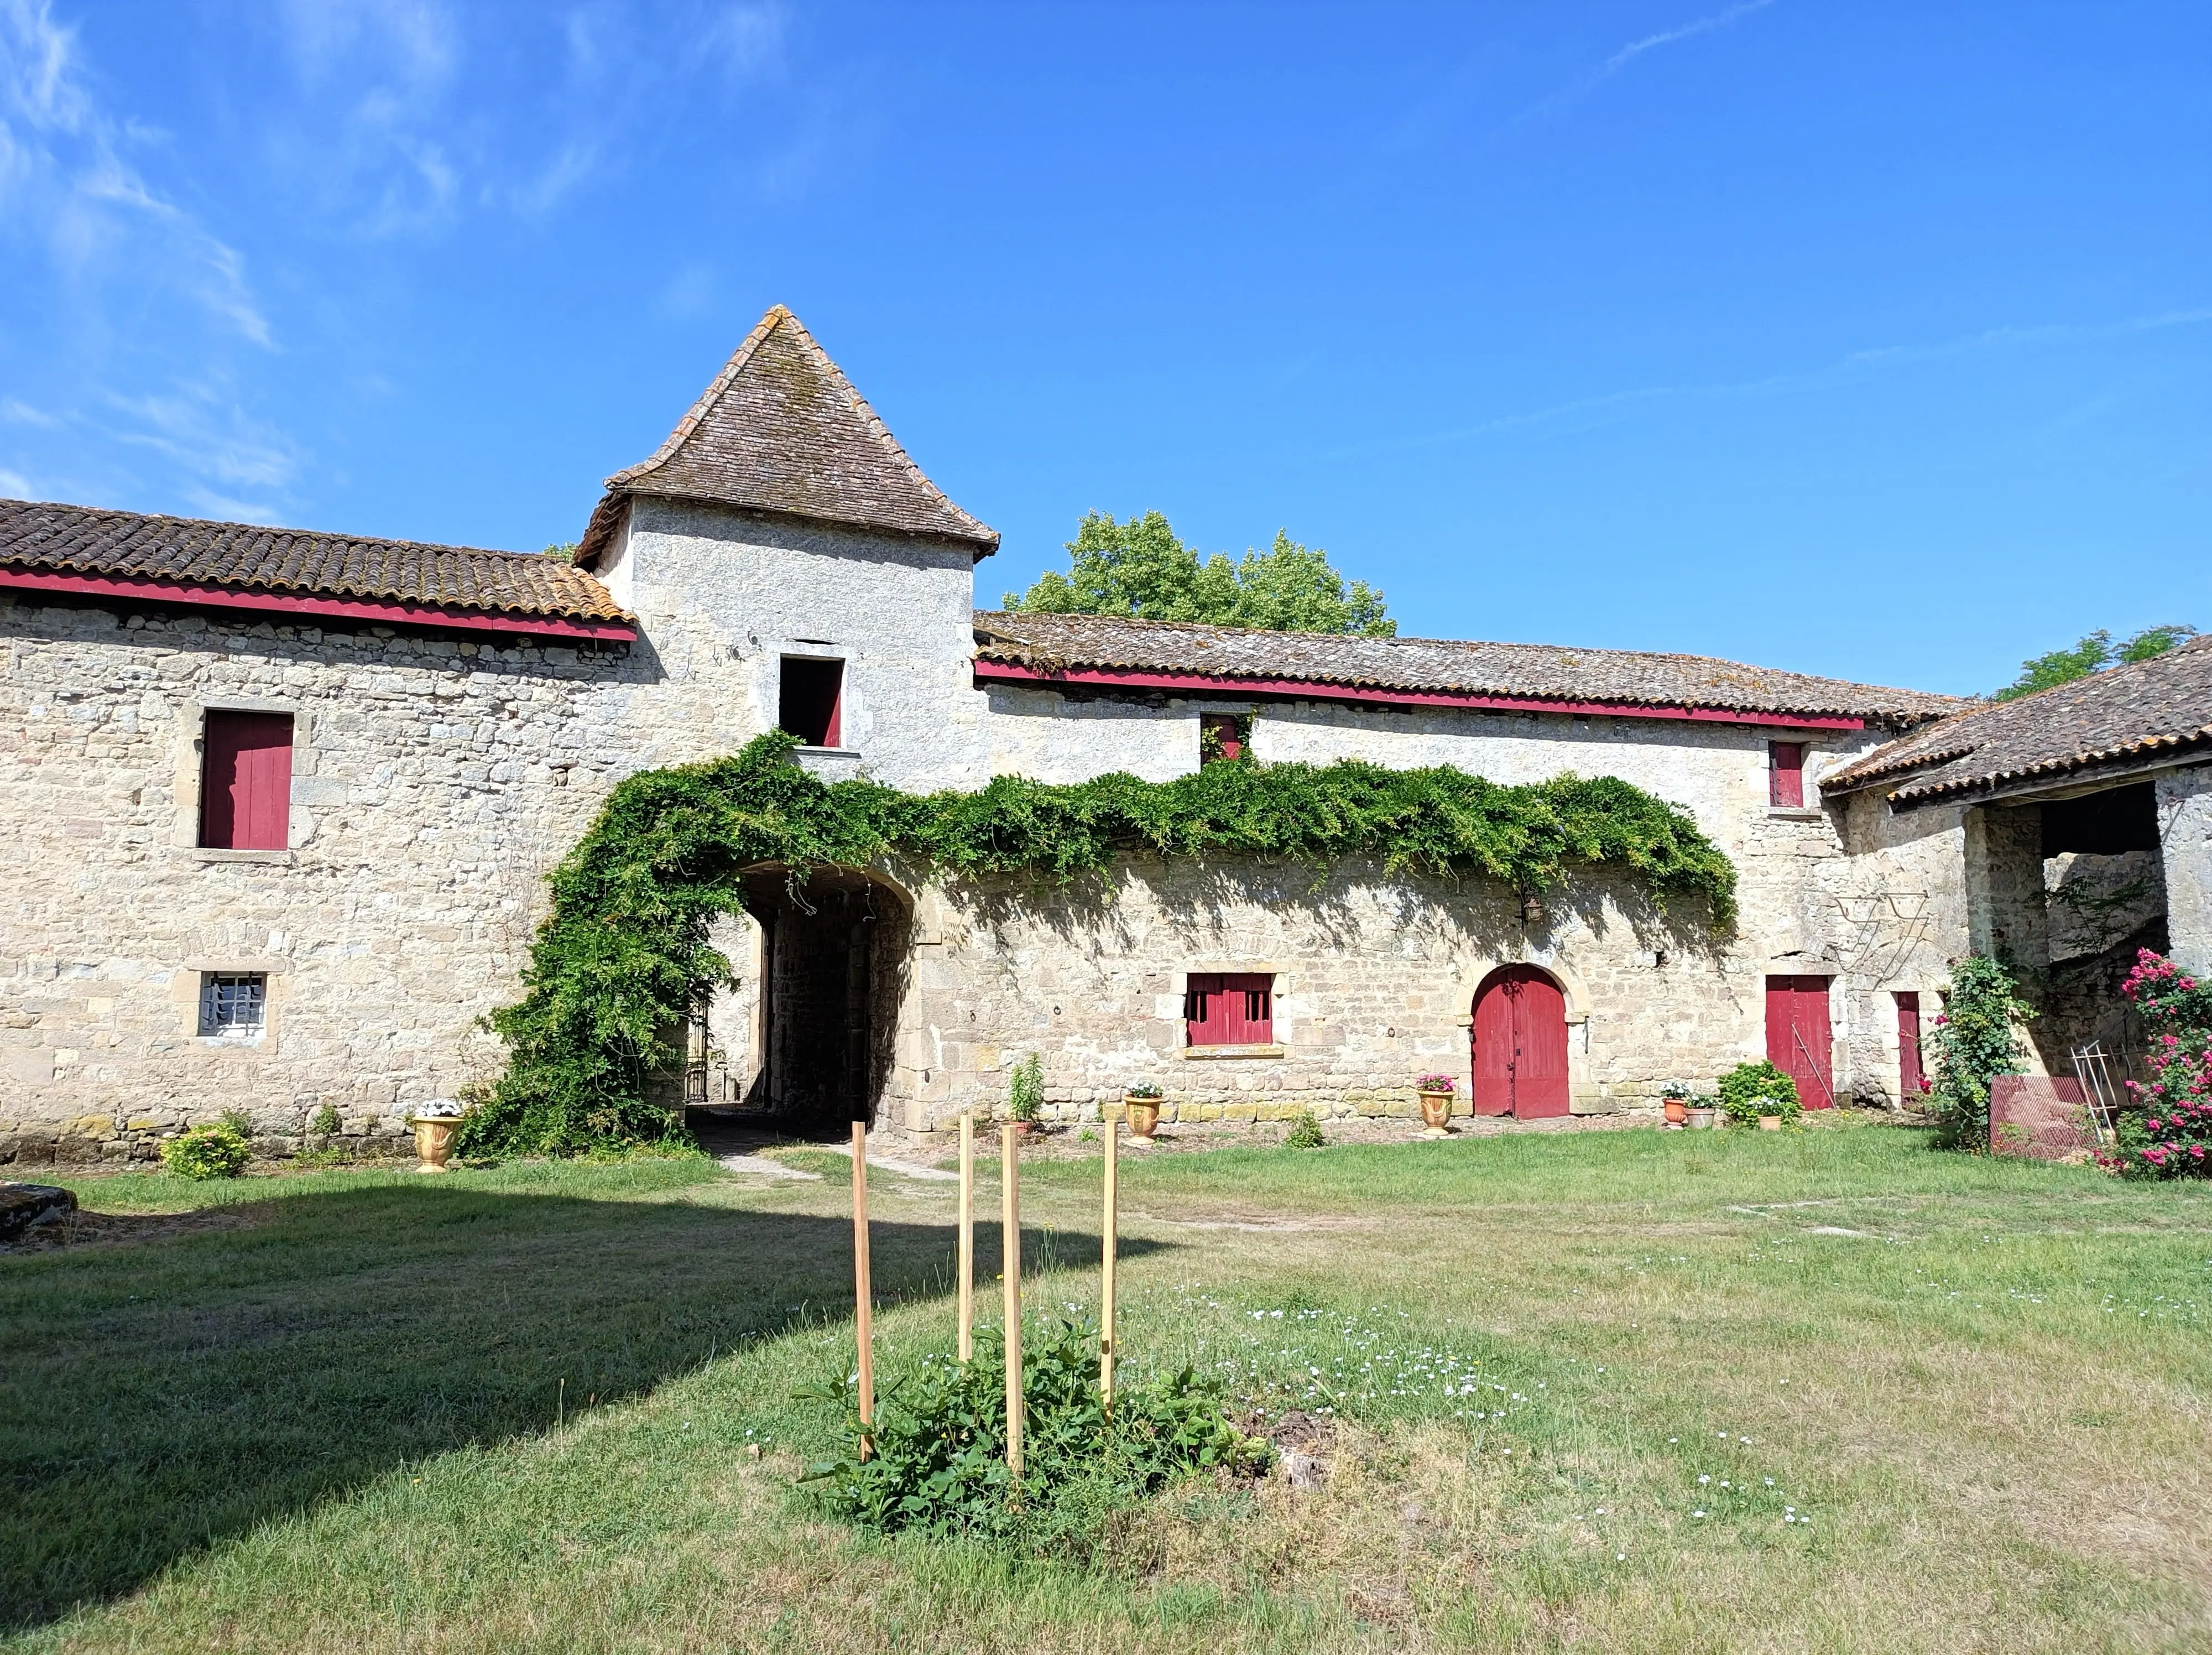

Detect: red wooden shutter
[1769, 742, 1806, 808]
[200, 712, 294, 851]
[1896, 992, 1927, 1096]
[1186, 973, 1271, 1045]
[1223, 973, 1272, 1043]
[1765, 975, 1835, 1107]
[1200, 714, 1244, 764]
[1185, 973, 1225, 1045]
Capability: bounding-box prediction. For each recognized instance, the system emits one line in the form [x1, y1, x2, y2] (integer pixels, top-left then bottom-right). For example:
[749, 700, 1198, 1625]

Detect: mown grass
[4, 1118, 2208, 1652]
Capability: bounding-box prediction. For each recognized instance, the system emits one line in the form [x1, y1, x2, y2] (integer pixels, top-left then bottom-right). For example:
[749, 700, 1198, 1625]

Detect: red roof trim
[973, 659, 1865, 731]
[0, 567, 638, 643]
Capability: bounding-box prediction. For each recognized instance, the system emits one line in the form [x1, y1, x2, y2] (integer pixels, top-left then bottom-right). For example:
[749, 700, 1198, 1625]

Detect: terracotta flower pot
[1664, 1097, 1689, 1126]
[409, 1116, 458, 1173]
[1126, 1096, 1162, 1142]
[1009, 1118, 1038, 1139]
[1757, 1114, 1784, 1132]
[1418, 1089, 1453, 1136]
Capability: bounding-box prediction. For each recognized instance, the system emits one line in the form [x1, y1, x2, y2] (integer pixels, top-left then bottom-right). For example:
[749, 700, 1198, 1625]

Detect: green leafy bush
[161, 1120, 251, 1180]
[309, 1103, 341, 1137]
[467, 730, 1737, 1158]
[1717, 1060, 1800, 1124]
[1927, 956, 2034, 1151]
[1285, 1108, 1326, 1148]
[1006, 1053, 1044, 1124]
[803, 1318, 1270, 1554]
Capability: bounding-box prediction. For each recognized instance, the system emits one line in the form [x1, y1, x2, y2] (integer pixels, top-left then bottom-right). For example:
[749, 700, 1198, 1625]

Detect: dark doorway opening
[733, 864, 908, 1137]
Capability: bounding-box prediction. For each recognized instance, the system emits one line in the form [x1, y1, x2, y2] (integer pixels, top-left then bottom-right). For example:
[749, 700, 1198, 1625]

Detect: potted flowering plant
[1661, 1079, 1692, 1128]
[1416, 1074, 1455, 1137]
[1718, 1061, 1801, 1131]
[1686, 1095, 1719, 1130]
[406, 1099, 465, 1173]
[1124, 1080, 1164, 1144]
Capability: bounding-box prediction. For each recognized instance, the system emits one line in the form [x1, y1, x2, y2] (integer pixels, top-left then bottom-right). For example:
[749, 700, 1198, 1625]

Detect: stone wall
[0, 595, 662, 1163]
[2158, 764, 2212, 975]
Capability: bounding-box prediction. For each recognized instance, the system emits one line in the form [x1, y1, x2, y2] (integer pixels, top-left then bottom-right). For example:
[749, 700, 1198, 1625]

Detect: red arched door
[1470, 966, 1571, 1119]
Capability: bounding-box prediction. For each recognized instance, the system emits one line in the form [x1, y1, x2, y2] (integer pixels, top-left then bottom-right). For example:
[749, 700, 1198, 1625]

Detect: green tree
[1994, 624, 2195, 701]
[1003, 511, 1395, 637]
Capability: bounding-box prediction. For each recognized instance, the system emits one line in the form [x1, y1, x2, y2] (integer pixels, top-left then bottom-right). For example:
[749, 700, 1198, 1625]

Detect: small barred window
[199, 973, 267, 1039]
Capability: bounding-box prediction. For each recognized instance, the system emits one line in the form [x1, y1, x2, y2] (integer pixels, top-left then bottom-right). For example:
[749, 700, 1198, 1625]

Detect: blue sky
[0, 2, 2205, 695]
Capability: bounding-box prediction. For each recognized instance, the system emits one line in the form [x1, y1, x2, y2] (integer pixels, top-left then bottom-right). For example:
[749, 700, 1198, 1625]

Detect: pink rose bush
[2099, 950, 2212, 1180]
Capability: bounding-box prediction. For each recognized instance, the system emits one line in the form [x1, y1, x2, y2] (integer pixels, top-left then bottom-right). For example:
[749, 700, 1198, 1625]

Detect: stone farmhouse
[2, 305, 2206, 1165]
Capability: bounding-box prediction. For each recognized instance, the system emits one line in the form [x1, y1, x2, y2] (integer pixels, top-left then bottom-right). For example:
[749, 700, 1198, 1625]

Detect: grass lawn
[4, 1118, 2209, 1653]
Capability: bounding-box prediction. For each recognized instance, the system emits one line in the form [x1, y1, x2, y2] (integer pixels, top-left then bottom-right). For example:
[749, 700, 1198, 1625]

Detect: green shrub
[1927, 955, 2034, 1151]
[1007, 1053, 1044, 1125]
[309, 1103, 341, 1137]
[1717, 1060, 1800, 1124]
[802, 1318, 1270, 1555]
[1285, 1108, 1326, 1148]
[161, 1121, 251, 1180]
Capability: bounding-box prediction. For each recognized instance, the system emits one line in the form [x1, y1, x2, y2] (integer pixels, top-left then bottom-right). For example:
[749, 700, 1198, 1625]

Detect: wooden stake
[1001, 1123, 1024, 1482]
[957, 1111, 974, 1362]
[851, 1121, 874, 1459]
[1100, 1108, 1118, 1411]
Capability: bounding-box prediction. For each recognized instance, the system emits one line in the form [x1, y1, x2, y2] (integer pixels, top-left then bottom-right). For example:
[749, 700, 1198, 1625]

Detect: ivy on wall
[460, 730, 1738, 1157]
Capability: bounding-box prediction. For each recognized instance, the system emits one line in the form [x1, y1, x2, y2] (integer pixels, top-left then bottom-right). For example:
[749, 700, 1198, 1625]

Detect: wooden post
[851, 1121, 874, 1458]
[1001, 1123, 1024, 1481]
[957, 1111, 974, 1362]
[1100, 1108, 1118, 1412]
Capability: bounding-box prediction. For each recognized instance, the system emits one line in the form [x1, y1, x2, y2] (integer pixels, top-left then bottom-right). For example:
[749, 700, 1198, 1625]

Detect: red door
[200, 712, 294, 850]
[1896, 992, 1927, 1097]
[1765, 975, 1835, 1108]
[1470, 966, 1571, 1119]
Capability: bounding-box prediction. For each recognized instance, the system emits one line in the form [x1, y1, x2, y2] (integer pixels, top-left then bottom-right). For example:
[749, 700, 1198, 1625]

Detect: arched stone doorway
[1469, 965, 1571, 1119]
[690, 864, 910, 1137]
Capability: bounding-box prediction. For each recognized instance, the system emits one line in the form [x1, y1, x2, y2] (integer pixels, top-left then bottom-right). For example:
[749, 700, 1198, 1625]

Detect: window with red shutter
[200, 711, 294, 850]
[1185, 972, 1273, 1046]
[1199, 713, 1248, 765]
[1768, 741, 1806, 808]
[779, 657, 844, 748]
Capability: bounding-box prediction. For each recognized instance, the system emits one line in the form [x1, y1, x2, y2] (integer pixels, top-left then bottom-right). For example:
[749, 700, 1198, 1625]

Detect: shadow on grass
[0, 1178, 1165, 1631]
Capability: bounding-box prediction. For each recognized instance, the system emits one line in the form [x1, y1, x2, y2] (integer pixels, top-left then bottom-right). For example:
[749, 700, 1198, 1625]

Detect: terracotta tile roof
[0, 498, 632, 624]
[1823, 634, 2212, 805]
[973, 610, 1961, 725]
[577, 305, 998, 564]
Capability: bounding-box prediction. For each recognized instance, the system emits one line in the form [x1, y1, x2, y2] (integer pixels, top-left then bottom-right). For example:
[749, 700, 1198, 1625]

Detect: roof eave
[596, 481, 999, 560]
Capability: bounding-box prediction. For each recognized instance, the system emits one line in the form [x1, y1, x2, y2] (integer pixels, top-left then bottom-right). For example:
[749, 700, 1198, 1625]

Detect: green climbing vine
[460, 730, 1738, 1157]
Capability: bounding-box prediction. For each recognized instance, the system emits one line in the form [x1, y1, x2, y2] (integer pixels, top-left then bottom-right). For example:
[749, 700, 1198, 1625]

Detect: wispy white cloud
[1518, 0, 1776, 125]
[0, 466, 30, 498]
[1595, 0, 1776, 84]
[0, 0, 270, 344]
[1345, 306, 2212, 456]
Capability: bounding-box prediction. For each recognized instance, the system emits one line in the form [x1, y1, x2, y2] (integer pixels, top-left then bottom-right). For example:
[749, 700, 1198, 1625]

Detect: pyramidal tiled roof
[1823, 633, 2212, 806]
[973, 611, 1963, 725]
[578, 305, 998, 563]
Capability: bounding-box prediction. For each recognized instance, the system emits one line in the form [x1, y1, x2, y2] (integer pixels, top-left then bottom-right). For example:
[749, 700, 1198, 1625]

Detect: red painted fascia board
[0, 567, 638, 643]
[973, 659, 1865, 732]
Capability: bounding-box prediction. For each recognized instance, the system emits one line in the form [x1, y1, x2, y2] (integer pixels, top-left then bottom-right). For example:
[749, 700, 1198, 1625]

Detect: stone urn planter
[1418, 1090, 1453, 1137]
[409, 1113, 461, 1174]
[1687, 1106, 1717, 1130]
[1125, 1092, 1163, 1146]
